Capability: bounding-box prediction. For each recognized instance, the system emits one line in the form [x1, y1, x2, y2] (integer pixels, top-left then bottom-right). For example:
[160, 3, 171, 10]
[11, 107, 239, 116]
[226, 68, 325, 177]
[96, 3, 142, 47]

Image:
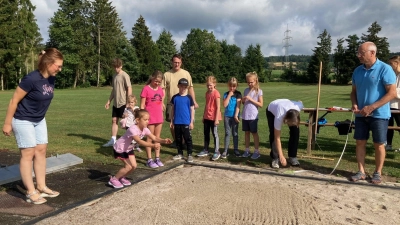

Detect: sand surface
[37, 164, 400, 225]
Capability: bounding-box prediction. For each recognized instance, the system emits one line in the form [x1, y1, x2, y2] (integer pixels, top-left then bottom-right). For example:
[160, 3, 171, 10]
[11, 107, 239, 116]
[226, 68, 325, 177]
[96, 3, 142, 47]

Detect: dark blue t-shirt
[170, 94, 194, 125]
[14, 70, 55, 122]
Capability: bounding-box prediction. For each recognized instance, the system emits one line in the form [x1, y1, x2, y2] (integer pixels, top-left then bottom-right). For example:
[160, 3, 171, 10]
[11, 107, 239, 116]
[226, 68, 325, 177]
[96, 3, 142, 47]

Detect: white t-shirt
[267, 99, 304, 130]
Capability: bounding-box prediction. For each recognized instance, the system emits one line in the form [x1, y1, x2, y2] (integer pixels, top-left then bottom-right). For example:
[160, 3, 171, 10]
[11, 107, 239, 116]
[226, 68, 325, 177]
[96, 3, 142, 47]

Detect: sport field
[1, 82, 400, 180]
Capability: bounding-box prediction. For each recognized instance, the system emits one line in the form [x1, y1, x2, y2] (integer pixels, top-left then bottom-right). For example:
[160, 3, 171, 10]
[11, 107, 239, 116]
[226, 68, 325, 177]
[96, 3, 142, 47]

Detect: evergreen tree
[130, 15, 162, 83]
[242, 44, 264, 82]
[116, 36, 140, 84]
[361, 21, 390, 62]
[219, 40, 243, 82]
[47, 0, 95, 88]
[333, 38, 346, 84]
[306, 29, 331, 83]
[91, 0, 125, 86]
[180, 28, 222, 83]
[156, 29, 176, 73]
[342, 34, 361, 83]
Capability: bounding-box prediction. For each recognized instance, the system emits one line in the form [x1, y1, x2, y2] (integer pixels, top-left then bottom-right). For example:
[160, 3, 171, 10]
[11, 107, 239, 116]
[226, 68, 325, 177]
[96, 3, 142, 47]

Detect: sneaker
[241, 151, 251, 158]
[289, 157, 300, 166]
[250, 151, 260, 159]
[135, 147, 143, 152]
[187, 155, 194, 163]
[103, 138, 115, 147]
[385, 144, 393, 151]
[108, 176, 123, 188]
[221, 151, 228, 159]
[197, 150, 209, 157]
[212, 152, 221, 161]
[271, 159, 280, 168]
[119, 177, 131, 186]
[147, 159, 159, 168]
[155, 158, 164, 167]
[233, 150, 241, 157]
[173, 154, 184, 160]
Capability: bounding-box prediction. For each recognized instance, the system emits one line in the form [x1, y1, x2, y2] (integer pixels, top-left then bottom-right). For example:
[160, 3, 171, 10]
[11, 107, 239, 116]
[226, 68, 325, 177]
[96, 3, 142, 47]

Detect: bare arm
[350, 85, 359, 112]
[234, 98, 241, 123]
[273, 129, 287, 166]
[223, 92, 232, 108]
[189, 105, 195, 130]
[126, 86, 132, 107]
[188, 86, 199, 109]
[105, 89, 114, 109]
[146, 133, 172, 144]
[3, 87, 27, 136]
[140, 97, 146, 109]
[214, 97, 220, 125]
[169, 103, 174, 129]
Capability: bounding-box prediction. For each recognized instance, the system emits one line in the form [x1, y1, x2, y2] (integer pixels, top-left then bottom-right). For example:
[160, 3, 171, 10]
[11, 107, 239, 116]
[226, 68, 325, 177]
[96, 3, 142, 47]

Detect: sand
[37, 163, 400, 225]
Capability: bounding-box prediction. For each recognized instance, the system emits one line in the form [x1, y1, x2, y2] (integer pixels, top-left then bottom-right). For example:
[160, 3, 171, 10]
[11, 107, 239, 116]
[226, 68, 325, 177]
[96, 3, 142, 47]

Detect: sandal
[26, 190, 47, 205]
[38, 186, 60, 198]
[371, 171, 382, 184]
[350, 171, 366, 182]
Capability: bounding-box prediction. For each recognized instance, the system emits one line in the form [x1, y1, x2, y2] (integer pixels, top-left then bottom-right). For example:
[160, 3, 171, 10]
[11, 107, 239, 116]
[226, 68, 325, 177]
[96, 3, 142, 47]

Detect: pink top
[203, 89, 222, 121]
[114, 125, 151, 153]
[140, 85, 164, 124]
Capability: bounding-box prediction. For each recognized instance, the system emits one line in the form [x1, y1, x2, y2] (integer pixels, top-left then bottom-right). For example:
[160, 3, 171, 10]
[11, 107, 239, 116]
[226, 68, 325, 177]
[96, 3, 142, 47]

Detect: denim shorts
[354, 117, 388, 143]
[12, 118, 48, 148]
[242, 119, 258, 133]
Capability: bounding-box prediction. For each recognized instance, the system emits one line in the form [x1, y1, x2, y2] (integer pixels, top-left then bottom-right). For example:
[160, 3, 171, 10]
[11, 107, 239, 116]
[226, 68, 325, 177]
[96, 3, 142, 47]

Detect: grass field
[1, 82, 400, 180]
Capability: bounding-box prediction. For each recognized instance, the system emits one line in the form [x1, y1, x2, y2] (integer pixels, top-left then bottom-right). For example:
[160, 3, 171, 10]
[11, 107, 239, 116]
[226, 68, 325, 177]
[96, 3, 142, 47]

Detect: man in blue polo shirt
[350, 41, 397, 184]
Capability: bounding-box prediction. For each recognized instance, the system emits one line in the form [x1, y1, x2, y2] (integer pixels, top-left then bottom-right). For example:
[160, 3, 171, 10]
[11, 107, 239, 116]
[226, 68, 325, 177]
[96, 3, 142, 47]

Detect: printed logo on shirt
[42, 84, 54, 95]
[151, 93, 162, 102]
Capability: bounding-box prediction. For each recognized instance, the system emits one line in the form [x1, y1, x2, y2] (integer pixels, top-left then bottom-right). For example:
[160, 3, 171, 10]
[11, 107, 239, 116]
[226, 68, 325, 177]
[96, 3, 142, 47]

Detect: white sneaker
[271, 159, 280, 168]
[103, 139, 115, 147]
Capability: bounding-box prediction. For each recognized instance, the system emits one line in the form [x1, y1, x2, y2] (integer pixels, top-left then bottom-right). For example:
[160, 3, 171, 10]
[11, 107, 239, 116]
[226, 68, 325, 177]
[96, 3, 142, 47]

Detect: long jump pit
[35, 162, 400, 225]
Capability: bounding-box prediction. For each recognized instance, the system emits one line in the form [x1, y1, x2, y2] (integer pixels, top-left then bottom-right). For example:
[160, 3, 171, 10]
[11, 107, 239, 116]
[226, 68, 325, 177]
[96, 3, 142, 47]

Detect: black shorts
[112, 105, 126, 118]
[113, 149, 134, 159]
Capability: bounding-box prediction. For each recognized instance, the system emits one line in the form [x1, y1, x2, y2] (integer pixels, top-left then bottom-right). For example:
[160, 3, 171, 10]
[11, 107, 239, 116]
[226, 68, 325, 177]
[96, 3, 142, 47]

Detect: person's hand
[153, 143, 161, 150]
[359, 105, 375, 117]
[105, 101, 110, 109]
[189, 122, 194, 130]
[194, 102, 199, 109]
[214, 120, 219, 126]
[234, 116, 240, 123]
[170, 123, 174, 129]
[162, 103, 166, 112]
[280, 157, 287, 167]
[243, 95, 252, 102]
[164, 138, 172, 144]
[3, 124, 12, 136]
[228, 91, 234, 97]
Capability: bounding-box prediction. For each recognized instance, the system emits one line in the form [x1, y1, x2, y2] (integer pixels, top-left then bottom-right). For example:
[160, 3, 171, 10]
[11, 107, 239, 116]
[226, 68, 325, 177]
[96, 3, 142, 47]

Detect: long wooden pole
[314, 61, 323, 137]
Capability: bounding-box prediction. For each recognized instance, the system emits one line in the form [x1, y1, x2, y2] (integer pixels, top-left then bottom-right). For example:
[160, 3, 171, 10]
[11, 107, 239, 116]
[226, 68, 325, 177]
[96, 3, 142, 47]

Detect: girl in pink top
[109, 109, 172, 188]
[197, 76, 222, 160]
[140, 70, 165, 168]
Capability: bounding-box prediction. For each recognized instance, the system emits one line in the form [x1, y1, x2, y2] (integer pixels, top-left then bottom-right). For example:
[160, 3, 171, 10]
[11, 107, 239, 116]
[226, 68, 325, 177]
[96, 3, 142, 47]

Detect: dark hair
[134, 109, 149, 120]
[112, 58, 123, 68]
[389, 55, 400, 62]
[171, 54, 182, 61]
[38, 48, 63, 74]
[283, 109, 300, 127]
[146, 70, 164, 85]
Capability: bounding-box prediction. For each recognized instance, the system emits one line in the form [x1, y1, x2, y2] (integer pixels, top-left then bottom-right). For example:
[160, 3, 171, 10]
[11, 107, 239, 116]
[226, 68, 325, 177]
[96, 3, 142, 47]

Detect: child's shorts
[242, 119, 258, 133]
[113, 149, 134, 159]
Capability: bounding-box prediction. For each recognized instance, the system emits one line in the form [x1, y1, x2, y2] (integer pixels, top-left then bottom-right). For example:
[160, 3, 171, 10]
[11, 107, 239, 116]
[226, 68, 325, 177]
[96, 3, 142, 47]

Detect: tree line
[0, 1, 395, 90]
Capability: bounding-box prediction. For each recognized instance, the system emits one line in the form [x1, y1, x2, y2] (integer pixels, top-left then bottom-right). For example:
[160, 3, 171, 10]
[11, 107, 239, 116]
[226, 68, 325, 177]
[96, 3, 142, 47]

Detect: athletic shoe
[233, 150, 241, 157]
[102, 138, 115, 147]
[241, 151, 251, 158]
[135, 147, 143, 152]
[173, 154, 184, 160]
[155, 158, 164, 167]
[119, 177, 131, 186]
[147, 159, 159, 168]
[289, 157, 300, 166]
[212, 152, 221, 161]
[271, 159, 280, 169]
[221, 151, 228, 159]
[250, 151, 260, 159]
[197, 150, 209, 157]
[187, 155, 194, 163]
[108, 176, 123, 188]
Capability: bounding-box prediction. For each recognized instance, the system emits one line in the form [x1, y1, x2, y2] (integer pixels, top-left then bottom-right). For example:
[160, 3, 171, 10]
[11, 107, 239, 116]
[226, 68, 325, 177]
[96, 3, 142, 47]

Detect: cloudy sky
[31, 0, 400, 57]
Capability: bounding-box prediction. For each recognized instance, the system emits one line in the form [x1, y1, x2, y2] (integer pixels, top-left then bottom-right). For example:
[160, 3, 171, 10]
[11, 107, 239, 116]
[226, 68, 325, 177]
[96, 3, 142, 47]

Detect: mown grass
[1, 82, 400, 179]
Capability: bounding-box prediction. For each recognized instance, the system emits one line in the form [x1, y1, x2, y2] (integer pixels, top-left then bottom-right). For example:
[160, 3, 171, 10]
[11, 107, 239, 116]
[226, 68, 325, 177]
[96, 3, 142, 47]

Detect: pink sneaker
[108, 176, 123, 188]
[119, 177, 131, 186]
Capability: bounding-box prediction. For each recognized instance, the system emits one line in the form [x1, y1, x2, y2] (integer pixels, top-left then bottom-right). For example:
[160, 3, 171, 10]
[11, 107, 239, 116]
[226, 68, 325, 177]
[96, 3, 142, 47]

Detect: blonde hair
[246, 72, 260, 94]
[38, 48, 63, 74]
[205, 75, 217, 84]
[127, 95, 137, 105]
[227, 77, 238, 87]
[146, 70, 163, 85]
[389, 55, 400, 63]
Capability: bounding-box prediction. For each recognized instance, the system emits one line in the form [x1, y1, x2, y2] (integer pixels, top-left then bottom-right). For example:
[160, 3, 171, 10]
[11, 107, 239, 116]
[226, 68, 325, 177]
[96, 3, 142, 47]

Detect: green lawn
[1, 82, 400, 180]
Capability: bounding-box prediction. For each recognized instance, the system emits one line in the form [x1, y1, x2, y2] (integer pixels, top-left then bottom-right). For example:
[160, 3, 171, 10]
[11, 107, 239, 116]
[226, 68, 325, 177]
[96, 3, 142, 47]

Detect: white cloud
[30, 0, 400, 56]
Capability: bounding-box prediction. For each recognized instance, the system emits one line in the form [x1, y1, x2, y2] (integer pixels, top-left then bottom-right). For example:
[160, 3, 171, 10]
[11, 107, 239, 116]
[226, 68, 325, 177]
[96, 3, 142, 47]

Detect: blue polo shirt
[352, 59, 395, 119]
[14, 70, 55, 122]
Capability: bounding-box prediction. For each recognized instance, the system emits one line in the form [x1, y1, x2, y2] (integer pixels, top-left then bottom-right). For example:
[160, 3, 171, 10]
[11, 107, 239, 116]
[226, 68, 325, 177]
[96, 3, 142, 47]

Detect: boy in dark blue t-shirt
[170, 78, 195, 162]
